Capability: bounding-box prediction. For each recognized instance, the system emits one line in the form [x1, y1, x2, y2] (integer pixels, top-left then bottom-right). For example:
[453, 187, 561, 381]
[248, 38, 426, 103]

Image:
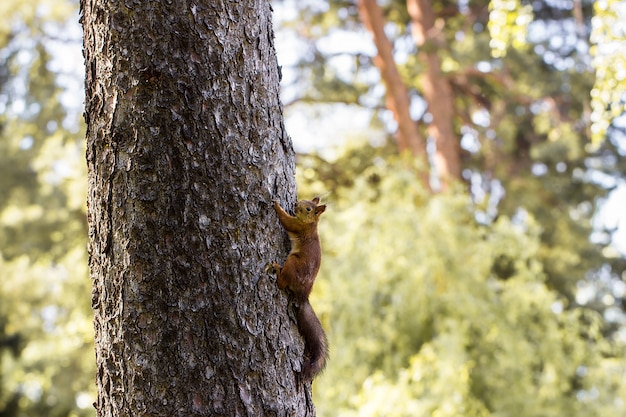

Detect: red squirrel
[272, 197, 328, 381]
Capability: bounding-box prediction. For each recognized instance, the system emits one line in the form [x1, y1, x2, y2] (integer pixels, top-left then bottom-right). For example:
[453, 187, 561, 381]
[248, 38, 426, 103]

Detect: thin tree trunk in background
[573, 0, 592, 140]
[357, 0, 429, 187]
[81, 0, 315, 415]
[407, 0, 460, 191]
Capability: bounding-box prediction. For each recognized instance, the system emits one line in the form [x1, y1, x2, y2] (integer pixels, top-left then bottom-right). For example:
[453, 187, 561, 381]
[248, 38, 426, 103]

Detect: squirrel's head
[295, 197, 326, 223]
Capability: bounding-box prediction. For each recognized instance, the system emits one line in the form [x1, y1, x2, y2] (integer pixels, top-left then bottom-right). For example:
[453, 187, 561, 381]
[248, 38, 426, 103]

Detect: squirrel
[272, 197, 328, 381]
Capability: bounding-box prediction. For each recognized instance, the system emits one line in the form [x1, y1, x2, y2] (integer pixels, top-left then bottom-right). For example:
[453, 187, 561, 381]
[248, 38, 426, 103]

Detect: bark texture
[82, 0, 315, 415]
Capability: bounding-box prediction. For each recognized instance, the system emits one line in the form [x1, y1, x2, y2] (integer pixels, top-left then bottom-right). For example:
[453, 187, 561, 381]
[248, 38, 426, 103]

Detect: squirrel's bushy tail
[296, 300, 328, 380]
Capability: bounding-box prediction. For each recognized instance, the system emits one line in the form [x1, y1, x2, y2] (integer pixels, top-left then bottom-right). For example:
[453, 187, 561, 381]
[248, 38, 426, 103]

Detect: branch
[356, 0, 426, 160]
[407, 0, 461, 190]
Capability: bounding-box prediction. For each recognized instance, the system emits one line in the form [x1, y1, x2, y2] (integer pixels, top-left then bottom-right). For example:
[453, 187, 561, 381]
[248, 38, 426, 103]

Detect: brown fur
[272, 197, 328, 380]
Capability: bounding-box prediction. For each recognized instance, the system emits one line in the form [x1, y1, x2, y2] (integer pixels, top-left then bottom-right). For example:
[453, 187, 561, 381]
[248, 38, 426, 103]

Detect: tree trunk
[357, 0, 429, 188]
[81, 0, 316, 415]
[407, 0, 461, 191]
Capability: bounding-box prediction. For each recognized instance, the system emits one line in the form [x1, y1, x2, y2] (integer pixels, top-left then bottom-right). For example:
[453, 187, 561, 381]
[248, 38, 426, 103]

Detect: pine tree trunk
[81, 0, 315, 415]
[407, 0, 461, 191]
[357, 0, 430, 189]
[357, 0, 425, 157]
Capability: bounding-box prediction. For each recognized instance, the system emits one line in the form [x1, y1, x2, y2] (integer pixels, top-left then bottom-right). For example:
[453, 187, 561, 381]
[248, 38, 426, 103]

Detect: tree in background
[0, 1, 94, 416]
[274, 0, 626, 415]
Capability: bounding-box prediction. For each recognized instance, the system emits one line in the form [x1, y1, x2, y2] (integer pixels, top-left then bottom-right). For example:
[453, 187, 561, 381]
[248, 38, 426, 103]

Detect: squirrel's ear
[316, 205, 326, 216]
[312, 196, 320, 204]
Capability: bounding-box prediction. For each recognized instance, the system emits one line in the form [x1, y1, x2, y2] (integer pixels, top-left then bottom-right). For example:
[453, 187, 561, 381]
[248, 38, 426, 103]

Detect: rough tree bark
[82, 0, 316, 415]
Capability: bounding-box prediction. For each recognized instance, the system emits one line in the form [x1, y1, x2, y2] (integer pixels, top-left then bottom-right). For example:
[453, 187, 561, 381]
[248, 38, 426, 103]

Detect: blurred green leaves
[306, 156, 624, 416]
[590, 0, 626, 144]
[0, 0, 94, 416]
[488, 0, 533, 58]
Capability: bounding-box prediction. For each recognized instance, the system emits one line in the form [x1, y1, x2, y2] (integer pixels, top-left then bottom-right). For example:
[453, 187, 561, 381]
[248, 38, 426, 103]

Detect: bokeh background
[1, 0, 626, 416]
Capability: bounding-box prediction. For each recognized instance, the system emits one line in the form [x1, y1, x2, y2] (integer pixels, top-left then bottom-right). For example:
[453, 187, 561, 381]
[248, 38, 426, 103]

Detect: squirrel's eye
[306, 207, 312, 212]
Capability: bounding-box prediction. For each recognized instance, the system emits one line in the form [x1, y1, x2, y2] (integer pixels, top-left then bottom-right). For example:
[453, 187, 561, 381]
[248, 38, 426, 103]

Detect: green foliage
[488, 0, 533, 58]
[0, 0, 74, 44]
[0, 0, 94, 416]
[302, 157, 625, 416]
[280, 0, 626, 323]
[590, 0, 626, 144]
[0, 250, 93, 417]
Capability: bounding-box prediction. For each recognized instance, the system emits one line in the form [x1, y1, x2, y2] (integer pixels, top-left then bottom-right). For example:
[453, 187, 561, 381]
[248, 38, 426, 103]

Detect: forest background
[1, 0, 626, 416]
